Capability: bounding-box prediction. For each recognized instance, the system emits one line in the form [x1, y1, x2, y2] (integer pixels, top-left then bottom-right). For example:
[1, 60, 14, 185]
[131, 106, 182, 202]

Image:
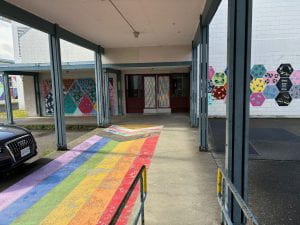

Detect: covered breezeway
[2, 0, 298, 225]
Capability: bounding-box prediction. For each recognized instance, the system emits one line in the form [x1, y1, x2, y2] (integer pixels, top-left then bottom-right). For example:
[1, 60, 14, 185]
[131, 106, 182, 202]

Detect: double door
[126, 75, 170, 113]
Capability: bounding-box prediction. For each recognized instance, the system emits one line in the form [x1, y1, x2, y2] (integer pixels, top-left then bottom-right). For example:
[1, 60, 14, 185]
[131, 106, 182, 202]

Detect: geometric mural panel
[289, 85, 300, 99]
[207, 80, 214, 93]
[263, 71, 280, 85]
[250, 78, 266, 93]
[63, 79, 75, 93]
[263, 85, 279, 99]
[250, 93, 265, 106]
[77, 78, 96, 103]
[68, 80, 84, 103]
[276, 78, 293, 92]
[277, 63, 294, 78]
[44, 92, 54, 114]
[78, 94, 94, 114]
[208, 93, 214, 105]
[64, 93, 77, 114]
[275, 92, 293, 106]
[290, 70, 300, 85]
[251, 64, 267, 79]
[212, 86, 226, 100]
[212, 72, 227, 86]
[208, 66, 216, 80]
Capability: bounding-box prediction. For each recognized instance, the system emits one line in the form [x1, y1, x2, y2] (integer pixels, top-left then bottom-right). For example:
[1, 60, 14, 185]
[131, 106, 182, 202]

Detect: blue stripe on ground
[0, 138, 110, 225]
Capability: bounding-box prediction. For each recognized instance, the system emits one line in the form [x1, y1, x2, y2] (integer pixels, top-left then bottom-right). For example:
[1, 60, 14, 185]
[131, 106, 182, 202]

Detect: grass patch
[0, 110, 28, 118]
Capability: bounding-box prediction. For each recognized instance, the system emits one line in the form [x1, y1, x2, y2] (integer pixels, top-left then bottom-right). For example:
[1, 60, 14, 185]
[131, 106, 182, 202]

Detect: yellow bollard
[142, 168, 147, 193]
[217, 168, 223, 196]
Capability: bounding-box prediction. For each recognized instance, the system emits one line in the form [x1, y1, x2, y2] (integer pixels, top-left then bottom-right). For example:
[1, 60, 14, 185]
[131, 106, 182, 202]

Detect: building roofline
[0, 61, 191, 73]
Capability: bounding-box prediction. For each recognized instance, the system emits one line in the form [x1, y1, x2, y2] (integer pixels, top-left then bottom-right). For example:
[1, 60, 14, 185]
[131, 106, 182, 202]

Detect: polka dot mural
[290, 70, 300, 85]
[208, 63, 299, 108]
[212, 86, 226, 100]
[263, 85, 279, 99]
[250, 93, 265, 106]
[212, 72, 227, 86]
[251, 64, 267, 79]
[277, 64, 293, 78]
[207, 80, 214, 93]
[250, 78, 266, 93]
[208, 66, 215, 80]
[263, 71, 280, 85]
[276, 92, 293, 106]
[289, 85, 300, 99]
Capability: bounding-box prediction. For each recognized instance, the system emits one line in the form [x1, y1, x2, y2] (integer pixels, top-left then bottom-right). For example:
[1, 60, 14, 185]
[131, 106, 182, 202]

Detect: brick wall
[209, 0, 300, 117]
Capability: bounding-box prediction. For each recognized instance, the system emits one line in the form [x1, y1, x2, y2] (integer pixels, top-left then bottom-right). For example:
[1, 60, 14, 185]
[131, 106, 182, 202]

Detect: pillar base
[199, 146, 208, 152]
[57, 145, 68, 151]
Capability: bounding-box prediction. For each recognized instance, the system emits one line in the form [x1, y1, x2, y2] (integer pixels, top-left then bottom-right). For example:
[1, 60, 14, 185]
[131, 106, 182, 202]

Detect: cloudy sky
[0, 19, 14, 60]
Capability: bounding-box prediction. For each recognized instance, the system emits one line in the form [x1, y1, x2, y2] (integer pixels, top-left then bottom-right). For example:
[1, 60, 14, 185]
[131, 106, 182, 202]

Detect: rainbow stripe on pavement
[0, 127, 160, 225]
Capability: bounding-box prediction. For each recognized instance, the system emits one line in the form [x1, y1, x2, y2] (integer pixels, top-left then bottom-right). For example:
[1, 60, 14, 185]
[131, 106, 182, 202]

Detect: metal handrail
[217, 167, 259, 225]
[109, 165, 147, 225]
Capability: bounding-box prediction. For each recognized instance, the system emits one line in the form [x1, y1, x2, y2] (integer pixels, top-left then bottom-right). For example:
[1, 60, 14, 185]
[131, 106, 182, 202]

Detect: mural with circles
[42, 78, 115, 116]
[208, 64, 300, 107]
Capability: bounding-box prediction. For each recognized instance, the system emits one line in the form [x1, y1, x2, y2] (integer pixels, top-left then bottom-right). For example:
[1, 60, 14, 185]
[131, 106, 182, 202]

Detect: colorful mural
[208, 64, 300, 107]
[0, 75, 18, 101]
[42, 78, 115, 116]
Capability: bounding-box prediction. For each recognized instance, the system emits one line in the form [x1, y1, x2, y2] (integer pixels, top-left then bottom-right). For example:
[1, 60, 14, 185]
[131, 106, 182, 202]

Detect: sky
[0, 19, 14, 61]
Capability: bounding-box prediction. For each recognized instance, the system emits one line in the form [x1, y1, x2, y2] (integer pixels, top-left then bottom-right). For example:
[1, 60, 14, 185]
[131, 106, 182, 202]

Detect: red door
[170, 74, 190, 112]
[126, 75, 144, 113]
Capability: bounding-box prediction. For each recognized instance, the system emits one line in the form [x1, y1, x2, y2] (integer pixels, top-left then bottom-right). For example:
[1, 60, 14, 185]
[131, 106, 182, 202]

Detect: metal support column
[2, 72, 13, 124]
[103, 70, 110, 126]
[33, 74, 42, 117]
[94, 46, 105, 127]
[225, 0, 252, 224]
[191, 45, 198, 127]
[49, 25, 67, 150]
[199, 24, 209, 152]
[116, 71, 123, 115]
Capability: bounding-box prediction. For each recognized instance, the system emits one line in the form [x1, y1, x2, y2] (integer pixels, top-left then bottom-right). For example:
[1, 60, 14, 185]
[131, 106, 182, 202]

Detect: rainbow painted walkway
[0, 126, 161, 225]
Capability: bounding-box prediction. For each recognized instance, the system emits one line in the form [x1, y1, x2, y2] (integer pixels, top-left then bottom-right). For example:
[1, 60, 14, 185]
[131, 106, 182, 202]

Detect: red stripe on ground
[97, 135, 159, 225]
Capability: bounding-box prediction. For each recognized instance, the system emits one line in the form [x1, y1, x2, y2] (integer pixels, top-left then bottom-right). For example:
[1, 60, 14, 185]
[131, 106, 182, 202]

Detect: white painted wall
[209, 0, 300, 117]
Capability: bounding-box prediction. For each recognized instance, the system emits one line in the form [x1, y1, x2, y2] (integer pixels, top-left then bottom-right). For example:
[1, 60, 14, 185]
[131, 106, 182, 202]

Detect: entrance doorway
[125, 74, 189, 113]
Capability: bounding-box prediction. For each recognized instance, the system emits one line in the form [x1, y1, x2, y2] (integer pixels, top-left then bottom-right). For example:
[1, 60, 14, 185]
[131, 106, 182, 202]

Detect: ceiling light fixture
[107, 0, 140, 38]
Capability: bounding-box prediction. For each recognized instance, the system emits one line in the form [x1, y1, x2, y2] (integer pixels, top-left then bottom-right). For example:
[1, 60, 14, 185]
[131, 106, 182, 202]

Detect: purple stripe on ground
[0, 135, 101, 211]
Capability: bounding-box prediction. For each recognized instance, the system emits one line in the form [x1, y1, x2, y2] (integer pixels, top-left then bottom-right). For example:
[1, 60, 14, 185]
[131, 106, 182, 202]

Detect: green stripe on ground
[11, 140, 118, 225]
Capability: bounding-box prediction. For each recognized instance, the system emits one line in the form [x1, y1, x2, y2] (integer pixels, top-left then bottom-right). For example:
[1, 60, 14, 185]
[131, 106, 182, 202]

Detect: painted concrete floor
[0, 114, 220, 225]
[209, 118, 300, 225]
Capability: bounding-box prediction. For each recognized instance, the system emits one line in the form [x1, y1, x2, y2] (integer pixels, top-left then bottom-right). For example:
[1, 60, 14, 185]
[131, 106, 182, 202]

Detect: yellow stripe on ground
[39, 140, 134, 225]
[68, 138, 146, 225]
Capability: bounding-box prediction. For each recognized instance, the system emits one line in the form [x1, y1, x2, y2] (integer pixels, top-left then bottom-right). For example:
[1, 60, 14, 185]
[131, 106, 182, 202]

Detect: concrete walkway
[146, 115, 220, 225]
[0, 114, 220, 224]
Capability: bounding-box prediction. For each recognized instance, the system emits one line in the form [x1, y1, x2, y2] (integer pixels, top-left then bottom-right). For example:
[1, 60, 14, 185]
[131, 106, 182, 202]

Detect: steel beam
[49, 25, 67, 150]
[94, 47, 105, 127]
[33, 74, 42, 117]
[199, 25, 209, 152]
[116, 71, 123, 115]
[103, 71, 110, 126]
[225, 0, 252, 224]
[0, 1, 103, 52]
[2, 73, 14, 124]
[190, 46, 198, 127]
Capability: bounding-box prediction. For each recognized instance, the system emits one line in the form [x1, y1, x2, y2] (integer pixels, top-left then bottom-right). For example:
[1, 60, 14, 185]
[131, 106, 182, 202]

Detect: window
[126, 75, 143, 97]
[171, 75, 189, 97]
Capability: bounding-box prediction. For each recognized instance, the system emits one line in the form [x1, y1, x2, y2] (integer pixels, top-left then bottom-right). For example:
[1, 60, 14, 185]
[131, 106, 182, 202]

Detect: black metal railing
[217, 167, 259, 225]
[109, 165, 147, 225]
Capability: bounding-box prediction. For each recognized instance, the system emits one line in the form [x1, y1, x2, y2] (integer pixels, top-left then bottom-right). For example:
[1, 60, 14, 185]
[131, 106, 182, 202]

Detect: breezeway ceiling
[6, 0, 205, 48]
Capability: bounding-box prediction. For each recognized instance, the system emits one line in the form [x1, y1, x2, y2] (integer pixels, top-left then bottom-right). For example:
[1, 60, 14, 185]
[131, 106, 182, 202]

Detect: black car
[0, 124, 37, 170]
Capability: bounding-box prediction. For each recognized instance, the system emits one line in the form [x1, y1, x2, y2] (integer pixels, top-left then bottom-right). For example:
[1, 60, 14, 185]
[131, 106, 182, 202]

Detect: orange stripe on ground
[97, 135, 160, 225]
[67, 138, 146, 225]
